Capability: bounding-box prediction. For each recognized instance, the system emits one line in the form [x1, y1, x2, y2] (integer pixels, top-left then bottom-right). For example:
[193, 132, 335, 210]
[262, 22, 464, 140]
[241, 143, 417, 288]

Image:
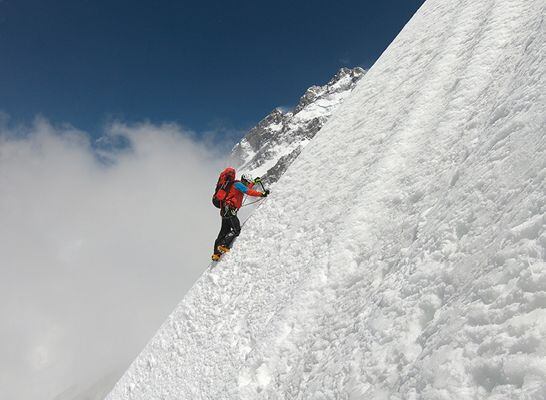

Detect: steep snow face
[231, 67, 365, 184]
[108, 0, 545, 399]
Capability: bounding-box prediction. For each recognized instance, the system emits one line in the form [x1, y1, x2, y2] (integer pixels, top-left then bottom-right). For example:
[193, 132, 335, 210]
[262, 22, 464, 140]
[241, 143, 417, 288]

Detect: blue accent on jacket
[234, 181, 249, 193]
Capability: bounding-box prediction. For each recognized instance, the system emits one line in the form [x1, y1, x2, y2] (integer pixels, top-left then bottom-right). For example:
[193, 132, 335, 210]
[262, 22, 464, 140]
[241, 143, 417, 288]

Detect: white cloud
[0, 117, 229, 399]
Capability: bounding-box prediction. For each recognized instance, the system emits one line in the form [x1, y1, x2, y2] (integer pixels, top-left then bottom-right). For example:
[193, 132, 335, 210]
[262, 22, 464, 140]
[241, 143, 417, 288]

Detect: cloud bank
[0, 118, 228, 399]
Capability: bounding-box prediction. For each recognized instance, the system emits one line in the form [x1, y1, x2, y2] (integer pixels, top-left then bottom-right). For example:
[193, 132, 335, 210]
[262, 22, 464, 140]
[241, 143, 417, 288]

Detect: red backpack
[212, 167, 236, 208]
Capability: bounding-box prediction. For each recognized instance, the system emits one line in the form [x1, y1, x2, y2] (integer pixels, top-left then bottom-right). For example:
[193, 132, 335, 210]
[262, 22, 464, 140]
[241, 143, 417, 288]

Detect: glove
[262, 189, 270, 197]
[254, 177, 262, 184]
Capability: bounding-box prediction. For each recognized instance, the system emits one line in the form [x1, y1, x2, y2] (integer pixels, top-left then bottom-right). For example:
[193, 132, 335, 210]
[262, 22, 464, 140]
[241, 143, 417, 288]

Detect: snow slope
[108, 0, 545, 398]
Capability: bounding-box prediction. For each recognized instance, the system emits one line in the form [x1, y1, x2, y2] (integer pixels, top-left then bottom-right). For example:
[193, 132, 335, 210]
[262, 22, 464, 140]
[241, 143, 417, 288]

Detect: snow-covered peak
[294, 66, 365, 114]
[108, 0, 545, 398]
[231, 66, 365, 184]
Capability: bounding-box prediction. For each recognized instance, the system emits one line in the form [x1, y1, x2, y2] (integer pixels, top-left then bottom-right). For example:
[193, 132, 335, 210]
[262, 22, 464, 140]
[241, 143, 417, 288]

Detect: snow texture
[108, 0, 545, 398]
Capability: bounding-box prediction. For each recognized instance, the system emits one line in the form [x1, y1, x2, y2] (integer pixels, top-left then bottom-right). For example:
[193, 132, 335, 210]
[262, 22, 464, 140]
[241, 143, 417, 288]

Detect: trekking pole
[241, 198, 263, 207]
[240, 180, 272, 227]
[240, 178, 268, 207]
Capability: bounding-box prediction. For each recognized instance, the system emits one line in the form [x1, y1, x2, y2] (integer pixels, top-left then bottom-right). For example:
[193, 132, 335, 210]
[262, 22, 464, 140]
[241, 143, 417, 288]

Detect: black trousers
[213, 211, 241, 255]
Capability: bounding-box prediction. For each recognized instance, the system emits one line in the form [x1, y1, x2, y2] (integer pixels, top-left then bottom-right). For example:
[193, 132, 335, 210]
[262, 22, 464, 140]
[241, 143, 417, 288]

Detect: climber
[212, 173, 269, 261]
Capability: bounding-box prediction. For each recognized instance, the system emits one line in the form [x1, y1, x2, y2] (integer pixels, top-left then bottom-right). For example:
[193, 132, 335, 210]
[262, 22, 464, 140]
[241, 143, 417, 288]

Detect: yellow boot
[211, 254, 221, 261]
[217, 245, 230, 254]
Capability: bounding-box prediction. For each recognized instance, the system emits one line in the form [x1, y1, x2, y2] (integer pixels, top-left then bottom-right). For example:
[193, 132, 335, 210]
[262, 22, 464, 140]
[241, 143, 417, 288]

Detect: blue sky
[0, 0, 425, 139]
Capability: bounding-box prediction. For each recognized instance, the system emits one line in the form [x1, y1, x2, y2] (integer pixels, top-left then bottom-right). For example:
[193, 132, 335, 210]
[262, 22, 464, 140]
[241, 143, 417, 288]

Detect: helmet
[240, 173, 253, 184]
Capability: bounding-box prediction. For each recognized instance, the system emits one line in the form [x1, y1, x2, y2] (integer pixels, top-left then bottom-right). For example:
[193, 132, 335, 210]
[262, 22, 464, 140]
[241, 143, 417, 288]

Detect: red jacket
[225, 181, 263, 209]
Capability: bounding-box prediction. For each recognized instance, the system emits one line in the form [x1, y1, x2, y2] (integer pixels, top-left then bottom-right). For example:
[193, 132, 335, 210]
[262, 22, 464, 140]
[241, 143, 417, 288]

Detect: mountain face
[108, 0, 545, 398]
[231, 67, 365, 184]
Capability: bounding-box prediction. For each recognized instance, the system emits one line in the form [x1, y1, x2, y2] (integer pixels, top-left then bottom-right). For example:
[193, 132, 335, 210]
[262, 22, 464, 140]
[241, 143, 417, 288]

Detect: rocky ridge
[230, 67, 365, 184]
